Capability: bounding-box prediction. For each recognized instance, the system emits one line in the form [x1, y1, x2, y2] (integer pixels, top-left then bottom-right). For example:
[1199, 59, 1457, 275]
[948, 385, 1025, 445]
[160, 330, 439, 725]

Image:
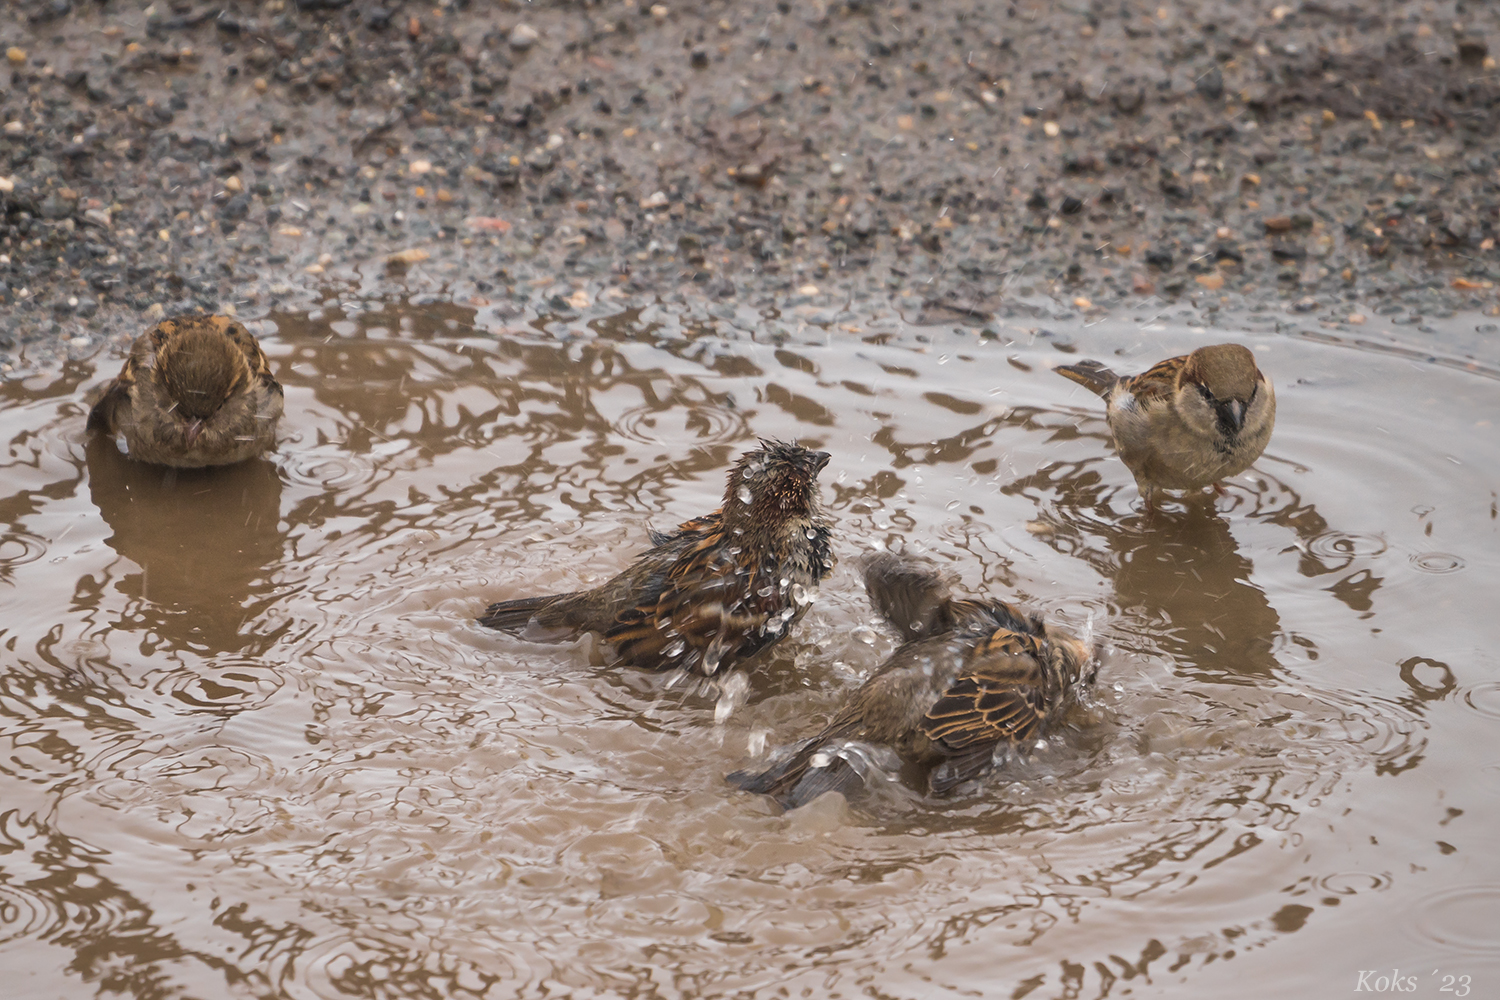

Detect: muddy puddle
[1, 297, 1498, 999]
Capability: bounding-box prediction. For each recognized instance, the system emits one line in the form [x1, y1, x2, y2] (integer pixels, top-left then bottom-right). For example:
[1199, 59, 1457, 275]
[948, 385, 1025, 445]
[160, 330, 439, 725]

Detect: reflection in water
[84, 435, 287, 655]
[0, 303, 1496, 999]
[1008, 459, 1283, 681]
[1106, 508, 1282, 682]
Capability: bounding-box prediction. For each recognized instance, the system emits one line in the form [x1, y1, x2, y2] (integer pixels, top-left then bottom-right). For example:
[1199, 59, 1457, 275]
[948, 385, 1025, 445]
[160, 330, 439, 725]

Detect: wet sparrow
[1055, 343, 1274, 505]
[87, 315, 284, 468]
[729, 552, 1094, 807]
[479, 440, 836, 677]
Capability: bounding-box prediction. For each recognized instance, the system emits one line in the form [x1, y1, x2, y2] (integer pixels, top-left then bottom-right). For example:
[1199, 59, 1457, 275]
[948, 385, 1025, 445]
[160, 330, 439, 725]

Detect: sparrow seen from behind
[87, 315, 284, 468]
[479, 440, 836, 678]
[1054, 342, 1275, 506]
[729, 551, 1095, 808]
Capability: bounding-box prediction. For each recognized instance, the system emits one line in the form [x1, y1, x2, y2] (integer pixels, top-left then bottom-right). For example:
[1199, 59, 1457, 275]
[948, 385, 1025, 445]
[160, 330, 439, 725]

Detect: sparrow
[87, 315, 284, 468]
[479, 440, 836, 677]
[1054, 343, 1275, 505]
[729, 551, 1095, 808]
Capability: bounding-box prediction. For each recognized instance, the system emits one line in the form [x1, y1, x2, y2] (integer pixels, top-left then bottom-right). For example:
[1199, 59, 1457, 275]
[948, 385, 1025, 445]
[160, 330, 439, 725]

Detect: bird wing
[919, 627, 1049, 791]
[86, 330, 157, 433]
[86, 370, 135, 433]
[217, 316, 284, 397]
[605, 515, 788, 674]
[1121, 353, 1187, 403]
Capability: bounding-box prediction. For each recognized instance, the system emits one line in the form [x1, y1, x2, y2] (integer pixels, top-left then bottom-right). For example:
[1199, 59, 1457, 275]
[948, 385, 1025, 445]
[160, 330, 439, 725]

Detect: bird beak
[184, 419, 205, 446]
[1222, 399, 1246, 432]
[812, 451, 831, 473]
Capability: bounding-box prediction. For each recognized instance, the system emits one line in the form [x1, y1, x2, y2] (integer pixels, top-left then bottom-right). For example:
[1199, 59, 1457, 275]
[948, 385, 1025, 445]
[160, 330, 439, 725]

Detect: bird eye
[1196, 384, 1214, 402]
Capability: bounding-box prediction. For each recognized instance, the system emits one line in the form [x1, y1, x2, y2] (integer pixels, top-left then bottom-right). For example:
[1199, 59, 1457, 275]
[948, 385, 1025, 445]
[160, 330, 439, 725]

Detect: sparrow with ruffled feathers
[87, 315, 283, 468]
[1055, 343, 1275, 506]
[729, 551, 1094, 807]
[480, 440, 836, 678]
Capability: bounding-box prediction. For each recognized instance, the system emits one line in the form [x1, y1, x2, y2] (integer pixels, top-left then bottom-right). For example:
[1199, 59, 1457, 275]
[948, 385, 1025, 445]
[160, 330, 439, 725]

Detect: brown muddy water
[1, 298, 1498, 1000]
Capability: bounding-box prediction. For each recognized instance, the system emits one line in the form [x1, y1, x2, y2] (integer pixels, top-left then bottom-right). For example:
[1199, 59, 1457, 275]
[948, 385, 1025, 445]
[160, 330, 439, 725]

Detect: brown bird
[729, 551, 1094, 807]
[87, 315, 284, 468]
[1054, 343, 1275, 506]
[479, 440, 836, 677]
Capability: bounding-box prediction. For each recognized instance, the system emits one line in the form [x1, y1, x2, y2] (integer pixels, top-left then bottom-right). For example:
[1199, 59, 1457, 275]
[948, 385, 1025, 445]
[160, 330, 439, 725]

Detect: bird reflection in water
[1008, 460, 1291, 683]
[84, 435, 287, 655]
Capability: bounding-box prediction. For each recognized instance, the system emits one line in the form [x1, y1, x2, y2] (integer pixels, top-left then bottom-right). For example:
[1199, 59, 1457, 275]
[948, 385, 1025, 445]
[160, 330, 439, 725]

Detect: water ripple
[1306, 531, 1388, 562]
[1460, 683, 1500, 721]
[615, 402, 746, 448]
[1413, 885, 1500, 953]
[1410, 552, 1465, 574]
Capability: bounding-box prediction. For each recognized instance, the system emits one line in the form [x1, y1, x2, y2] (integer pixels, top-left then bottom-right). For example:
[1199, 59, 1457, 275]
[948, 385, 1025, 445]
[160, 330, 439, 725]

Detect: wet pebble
[509, 24, 539, 51]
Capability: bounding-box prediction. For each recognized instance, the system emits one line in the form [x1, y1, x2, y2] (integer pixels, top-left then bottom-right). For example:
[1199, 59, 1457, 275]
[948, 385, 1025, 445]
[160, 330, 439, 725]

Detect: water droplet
[736, 486, 753, 505]
[714, 671, 748, 722]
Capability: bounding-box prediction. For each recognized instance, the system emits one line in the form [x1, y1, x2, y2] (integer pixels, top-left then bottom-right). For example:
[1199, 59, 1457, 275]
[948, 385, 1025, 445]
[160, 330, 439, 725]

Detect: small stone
[5, 48, 25, 65]
[509, 24, 539, 51]
[1131, 273, 1155, 295]
[3, 121, 23, 135]
[1144, 248, 1173, 268]
[523, 149, 553, 172]
[366, 7, 391, 30]
[224, 175, 243, 192]
[1348, 313, 1367, 324]
[387, 248, 430, 265]
[1457, 35, 1488, 65]
[40, 194, 73, 220]
[1291, 296, 1318, 312]
[640, 191, 669, 209]
[650, 4, 669, 18]
[1263, 216, 1294, 232]
[1059, 195, 1083, 215]
[409, 159, 433, 175]
[1195, 272, 1225, 290]
[83, 208, 112, 227]
[690, 49, 709, 68]
[219, 194, 250, 220]
[829, 162, 845, 177]
[1043, 120, 1060, 137]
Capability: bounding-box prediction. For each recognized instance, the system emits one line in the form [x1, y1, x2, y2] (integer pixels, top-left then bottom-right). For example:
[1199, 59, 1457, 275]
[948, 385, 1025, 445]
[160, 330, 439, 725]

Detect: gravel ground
[2, 0, 1499, 370]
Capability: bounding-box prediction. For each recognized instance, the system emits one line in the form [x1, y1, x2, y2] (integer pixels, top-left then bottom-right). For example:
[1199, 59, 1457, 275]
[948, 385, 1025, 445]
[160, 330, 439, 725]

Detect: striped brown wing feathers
[217, 316, 283, 396]
[605, 521, 794, 673]
[1122, 353, 1187, 402]
[922, 628, 1048, 752]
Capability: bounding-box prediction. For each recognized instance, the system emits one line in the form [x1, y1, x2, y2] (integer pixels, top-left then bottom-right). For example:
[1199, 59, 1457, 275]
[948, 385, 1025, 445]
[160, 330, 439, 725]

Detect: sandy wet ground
[1, 0, 1499, 364]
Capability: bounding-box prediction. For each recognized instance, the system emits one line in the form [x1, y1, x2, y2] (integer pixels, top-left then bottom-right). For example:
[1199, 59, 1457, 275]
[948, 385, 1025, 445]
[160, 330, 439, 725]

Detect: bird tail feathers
[478, 594, 574, 633]
[1054, 360, 1119, 398]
